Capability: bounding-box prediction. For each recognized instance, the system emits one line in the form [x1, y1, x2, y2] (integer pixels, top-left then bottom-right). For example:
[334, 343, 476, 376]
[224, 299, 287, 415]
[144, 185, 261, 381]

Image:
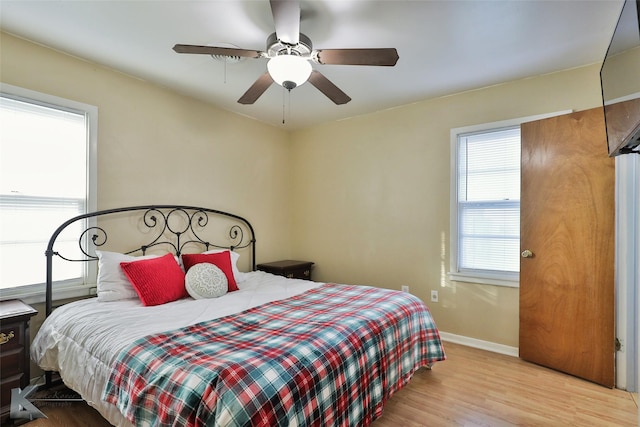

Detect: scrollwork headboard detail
[44, 205, 256, 316]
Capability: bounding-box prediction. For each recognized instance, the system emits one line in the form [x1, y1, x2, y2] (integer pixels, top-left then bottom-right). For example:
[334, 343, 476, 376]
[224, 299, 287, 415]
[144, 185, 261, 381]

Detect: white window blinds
[0, 94, 90, 290]
[456, 126, 521, 276]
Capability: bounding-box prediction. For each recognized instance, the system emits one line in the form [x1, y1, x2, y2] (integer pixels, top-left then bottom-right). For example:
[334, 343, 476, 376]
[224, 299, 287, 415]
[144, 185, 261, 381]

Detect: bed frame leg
[41, 371, 63, 389]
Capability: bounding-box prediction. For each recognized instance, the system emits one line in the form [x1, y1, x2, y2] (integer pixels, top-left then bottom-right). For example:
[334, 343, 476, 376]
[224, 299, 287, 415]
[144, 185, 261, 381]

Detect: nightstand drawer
[283, 266, 312, 280]
[1, 321, 26, 351]
[0, 374, 22, 419]
[1, 348, 24, 378]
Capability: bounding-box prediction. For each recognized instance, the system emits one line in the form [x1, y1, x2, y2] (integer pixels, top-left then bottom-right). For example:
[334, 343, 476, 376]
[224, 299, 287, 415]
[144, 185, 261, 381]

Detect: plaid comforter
[103, 284, 445, 427]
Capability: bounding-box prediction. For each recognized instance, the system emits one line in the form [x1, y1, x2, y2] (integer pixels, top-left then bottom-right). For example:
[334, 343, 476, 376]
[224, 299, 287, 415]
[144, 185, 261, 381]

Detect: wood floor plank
[17, 342, 638, 426]
[372, 342, 638, 426]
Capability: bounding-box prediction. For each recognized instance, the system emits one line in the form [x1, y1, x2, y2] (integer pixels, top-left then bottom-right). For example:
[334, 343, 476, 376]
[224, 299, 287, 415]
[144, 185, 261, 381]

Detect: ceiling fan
[173, 0, 399, 105]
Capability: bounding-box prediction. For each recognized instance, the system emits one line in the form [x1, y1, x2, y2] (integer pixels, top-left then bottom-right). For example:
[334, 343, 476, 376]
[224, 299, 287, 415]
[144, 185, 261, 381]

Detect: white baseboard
[439, 331, 519, 357]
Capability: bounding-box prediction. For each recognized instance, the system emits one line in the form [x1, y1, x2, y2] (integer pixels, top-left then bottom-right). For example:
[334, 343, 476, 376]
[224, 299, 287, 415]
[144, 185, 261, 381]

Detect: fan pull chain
[281, 88, 292, 125]
[282, 87, 286, 125]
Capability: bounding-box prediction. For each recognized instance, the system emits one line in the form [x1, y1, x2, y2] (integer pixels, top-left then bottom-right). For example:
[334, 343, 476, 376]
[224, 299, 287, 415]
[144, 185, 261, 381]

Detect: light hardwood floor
[372, 342, 638, 426]
[19, 342, 638, 427]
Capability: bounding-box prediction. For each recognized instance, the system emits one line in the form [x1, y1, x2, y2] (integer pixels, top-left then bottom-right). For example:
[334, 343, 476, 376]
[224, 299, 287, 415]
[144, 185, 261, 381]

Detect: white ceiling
[0, 0, 624, 130]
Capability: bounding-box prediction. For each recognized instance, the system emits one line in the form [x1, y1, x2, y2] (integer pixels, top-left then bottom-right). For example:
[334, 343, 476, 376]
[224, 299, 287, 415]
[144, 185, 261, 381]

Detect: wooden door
[519, 107, 615, 387]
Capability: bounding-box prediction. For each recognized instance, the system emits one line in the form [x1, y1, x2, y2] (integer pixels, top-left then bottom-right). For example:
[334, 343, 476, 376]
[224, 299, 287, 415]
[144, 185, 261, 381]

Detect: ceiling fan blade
[315, 48, 399, 66]
[307, 70, 351, 105]
[270, 0, 300, 45]
[238, 72, 274, 105]
[173, 44, 263, 59]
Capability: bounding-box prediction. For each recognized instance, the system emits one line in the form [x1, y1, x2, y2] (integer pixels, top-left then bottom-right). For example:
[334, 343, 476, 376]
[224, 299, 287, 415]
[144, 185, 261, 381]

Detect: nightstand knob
[0, 331, 15, 345]
[304, 270, 310, 277]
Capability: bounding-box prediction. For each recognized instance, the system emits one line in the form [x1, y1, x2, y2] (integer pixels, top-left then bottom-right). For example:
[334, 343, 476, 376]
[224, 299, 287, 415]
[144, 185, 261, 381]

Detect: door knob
[521, 249, 534, 258]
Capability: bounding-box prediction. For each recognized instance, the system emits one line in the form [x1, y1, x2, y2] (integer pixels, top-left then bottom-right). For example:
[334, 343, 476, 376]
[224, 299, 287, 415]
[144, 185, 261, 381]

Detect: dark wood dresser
[1, 299, 38, 424]
[257, 260, 314, 280]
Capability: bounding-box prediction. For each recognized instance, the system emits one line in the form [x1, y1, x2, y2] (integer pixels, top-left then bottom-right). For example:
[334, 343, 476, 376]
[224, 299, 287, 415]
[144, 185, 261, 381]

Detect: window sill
[0, 283, 96, 305]
[448, 272, 519, 288]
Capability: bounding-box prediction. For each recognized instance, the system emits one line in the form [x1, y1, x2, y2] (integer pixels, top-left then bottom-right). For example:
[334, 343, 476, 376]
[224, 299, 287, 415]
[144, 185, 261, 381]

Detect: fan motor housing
[266, 32, 313, 58]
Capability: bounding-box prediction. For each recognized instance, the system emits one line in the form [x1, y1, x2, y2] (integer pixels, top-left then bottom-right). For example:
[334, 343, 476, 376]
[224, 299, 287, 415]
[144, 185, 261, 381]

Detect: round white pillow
[185, 263, 228, 299]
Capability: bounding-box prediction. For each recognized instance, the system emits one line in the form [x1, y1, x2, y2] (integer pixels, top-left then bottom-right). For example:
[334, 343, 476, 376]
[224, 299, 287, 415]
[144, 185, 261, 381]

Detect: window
[0, 84, 97, 301]
[449, 112, 570, 287]
[452, 126, 521, 286]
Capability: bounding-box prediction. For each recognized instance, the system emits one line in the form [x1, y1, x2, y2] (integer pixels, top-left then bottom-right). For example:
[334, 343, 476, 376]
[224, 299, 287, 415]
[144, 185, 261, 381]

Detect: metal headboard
[44, 205, 256, 316]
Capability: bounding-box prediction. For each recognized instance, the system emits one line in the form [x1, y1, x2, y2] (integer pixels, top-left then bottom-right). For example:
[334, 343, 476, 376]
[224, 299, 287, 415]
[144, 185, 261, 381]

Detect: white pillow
[202, 249, 247, 283]
[185, 263, 228, 299]
[96, 250, 161, 302]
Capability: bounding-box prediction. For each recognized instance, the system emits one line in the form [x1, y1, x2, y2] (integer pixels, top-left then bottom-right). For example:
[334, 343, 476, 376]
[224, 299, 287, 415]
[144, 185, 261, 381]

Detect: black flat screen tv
[600, 0, 640, 156]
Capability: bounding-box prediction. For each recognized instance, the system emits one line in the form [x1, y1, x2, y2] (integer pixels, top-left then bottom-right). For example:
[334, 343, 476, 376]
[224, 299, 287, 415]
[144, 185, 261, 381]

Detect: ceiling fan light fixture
[267, 55, 312, 89]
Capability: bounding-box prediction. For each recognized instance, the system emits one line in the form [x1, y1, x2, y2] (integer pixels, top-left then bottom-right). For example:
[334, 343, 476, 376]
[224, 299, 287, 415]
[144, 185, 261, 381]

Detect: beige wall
[289, 65, 604, 347]
[1, 31, 607, 349]
[1, 32, 293, 265]
[602, 45, 640, 100]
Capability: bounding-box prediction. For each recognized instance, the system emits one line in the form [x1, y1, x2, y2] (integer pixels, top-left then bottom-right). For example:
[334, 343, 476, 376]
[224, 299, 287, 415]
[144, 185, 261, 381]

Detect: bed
[31, 205, 445, 427]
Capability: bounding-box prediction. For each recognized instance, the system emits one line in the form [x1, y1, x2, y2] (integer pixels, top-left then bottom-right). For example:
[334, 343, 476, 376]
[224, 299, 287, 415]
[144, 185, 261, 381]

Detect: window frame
[449, 111, 571, 288]
[0, 83, 98, 304]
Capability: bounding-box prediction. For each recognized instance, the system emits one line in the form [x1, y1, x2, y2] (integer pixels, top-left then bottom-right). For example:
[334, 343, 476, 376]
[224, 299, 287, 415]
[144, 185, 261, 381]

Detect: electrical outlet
[430, 290, 439, 302]
[401, 285, 409, 293]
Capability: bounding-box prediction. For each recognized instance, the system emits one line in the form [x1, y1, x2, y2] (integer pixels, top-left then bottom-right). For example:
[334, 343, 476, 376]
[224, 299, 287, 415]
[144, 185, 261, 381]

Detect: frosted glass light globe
[267, 55, 312, 90]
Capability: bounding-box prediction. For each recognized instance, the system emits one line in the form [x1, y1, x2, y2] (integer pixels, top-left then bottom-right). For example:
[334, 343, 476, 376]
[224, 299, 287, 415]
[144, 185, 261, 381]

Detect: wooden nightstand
[257, 260, 314, 280]
[0, 300, 38, 424]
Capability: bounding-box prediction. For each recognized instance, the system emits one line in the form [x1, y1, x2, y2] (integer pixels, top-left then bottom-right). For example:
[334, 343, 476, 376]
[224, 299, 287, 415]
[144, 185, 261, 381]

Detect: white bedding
[31, 271, 322, 427]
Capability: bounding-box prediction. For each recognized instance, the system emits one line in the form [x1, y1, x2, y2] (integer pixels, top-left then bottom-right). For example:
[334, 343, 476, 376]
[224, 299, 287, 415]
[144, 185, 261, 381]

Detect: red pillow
[120, 253, 187, 306]
[181, 251, 238, 292]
